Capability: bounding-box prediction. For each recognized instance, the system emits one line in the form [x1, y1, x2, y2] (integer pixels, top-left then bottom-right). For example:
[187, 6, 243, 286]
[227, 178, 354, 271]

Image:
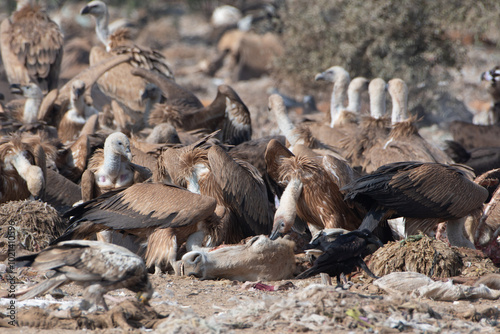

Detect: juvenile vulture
[161, 142, 273, 245]
[55, 182, 219, 274]
[81, 132, 151, 202]
[361, 78, 452, 173]
[265, 139, 361, 240]
[15, 240, 153, 311]
[0, 132, 47, 203]
[0, 0, 63, 93]
[296, 229, 382, 286]
[81, 1, 174, 113]
[343, 161, 489, 248]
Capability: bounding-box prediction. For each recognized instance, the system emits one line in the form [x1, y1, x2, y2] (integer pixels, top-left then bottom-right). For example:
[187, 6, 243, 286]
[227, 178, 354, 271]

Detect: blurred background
[2, 0, 500, 138]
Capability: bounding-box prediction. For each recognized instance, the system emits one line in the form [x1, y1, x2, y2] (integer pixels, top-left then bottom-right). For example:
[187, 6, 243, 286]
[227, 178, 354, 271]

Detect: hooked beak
[315, 72, 326, 81]
[80, 5, 91, 15]
[10, 84, 22, 95]
[269, 229, 283, 241]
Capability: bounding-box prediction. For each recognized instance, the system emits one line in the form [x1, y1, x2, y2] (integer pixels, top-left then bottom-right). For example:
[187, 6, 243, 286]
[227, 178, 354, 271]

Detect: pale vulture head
[71, 80, 86, 100]
[105, 132, 132, 161]
[10, 83, 43, 100]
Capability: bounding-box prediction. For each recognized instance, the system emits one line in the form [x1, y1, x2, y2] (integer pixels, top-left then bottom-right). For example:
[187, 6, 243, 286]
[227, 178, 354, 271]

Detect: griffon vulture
[15, 240, 153, 311]
[0, 0, 63, 93]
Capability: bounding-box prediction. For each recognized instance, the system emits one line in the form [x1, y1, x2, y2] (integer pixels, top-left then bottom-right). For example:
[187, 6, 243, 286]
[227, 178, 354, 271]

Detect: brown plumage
[265, 139, 361, 240]
[148, 84, 252, 146]
[15, 240, 153, 311]
[131, 67, 203, 113]
[268, 94, 344, 158]
[81, 132, 151, 202]
[55, 182, 218, 273]
[57, 80, 98, 144]
[81, 1, 174, 113]
[343, 161, 489, 248]
[38, 53, 132, 128]
[0, 1, 63, 93]
[471, 169, 500, 264]
[161, 140, 273, 245]
[355, 79, 452, 173]
[340, 78, 390, 170]
[0, 132, 47, 203]
[307, 73, 369, 150]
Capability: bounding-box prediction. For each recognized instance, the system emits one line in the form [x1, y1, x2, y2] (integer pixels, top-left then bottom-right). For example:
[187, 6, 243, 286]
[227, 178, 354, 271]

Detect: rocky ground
[1, 2, 500, 333]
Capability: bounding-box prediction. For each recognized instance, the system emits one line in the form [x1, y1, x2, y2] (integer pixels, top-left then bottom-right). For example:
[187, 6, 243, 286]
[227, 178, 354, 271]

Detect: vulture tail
[18, 276, 67, 301]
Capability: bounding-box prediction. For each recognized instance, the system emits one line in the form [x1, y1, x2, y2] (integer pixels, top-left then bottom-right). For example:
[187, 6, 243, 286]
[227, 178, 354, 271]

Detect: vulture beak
[314, 72, 326, 81]
[269, 229, 283, 241]
[140, 89, 149, 102]
[10, 84, 23, 95]
[80, 5, 92, 15]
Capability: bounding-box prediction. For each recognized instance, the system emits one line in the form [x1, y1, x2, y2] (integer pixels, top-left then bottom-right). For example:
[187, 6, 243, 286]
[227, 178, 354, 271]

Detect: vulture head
[368, 78, 388, 119]
[105, 132, 132, 161]
[1, 135, 45, 199]
[10, 83, 43, 100]
[387, 78, 408, 123]
[80, 0, 107, 17]
[314, 66, 350, 84]
[71, 80, 86, 101]
[141, 83, 162, 105]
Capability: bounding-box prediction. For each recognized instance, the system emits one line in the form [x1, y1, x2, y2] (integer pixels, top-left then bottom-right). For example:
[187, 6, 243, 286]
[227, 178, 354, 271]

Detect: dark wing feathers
[62, 183, 216, 237]
[344, 162, 488, 220]
[208, 145, 272, 234]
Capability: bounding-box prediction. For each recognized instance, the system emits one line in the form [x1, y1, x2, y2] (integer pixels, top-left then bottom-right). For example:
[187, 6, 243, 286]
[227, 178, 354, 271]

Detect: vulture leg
[359, 207, 387, 232]
[447, 217, 475, 249]
[357, 257, 379, 279]
[320, 273, 332, 285]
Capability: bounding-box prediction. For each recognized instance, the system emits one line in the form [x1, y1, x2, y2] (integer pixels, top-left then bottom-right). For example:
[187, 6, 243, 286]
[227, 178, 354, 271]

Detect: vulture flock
[0, 0, 499, 311]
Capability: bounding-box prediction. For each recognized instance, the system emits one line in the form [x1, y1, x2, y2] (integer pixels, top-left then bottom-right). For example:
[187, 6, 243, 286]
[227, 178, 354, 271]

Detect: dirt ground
[1, 253, 499, 333]
[1, 2, 500, 333]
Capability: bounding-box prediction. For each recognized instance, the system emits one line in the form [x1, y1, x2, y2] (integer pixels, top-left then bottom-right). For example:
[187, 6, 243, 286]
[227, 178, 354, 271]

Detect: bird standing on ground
[296, 229, 382, 287]
[15, 240, 154, 311]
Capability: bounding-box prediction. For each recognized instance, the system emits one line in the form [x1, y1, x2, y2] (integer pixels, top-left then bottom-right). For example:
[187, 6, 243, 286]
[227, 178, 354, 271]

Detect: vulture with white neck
[306, 68, 368, 151]
[340, 78, 390, 170]
[0, 132, 47, 203]
[160, 140, 273, 245]
[361, 78, 452, 173]
[57, 80, 98, 144]
[80, 1, 174, 113]
[81, 132, 151, 204]
[0, 0, 63, 93]
[265, 138, 361, 240]
[268, 94, 344, 158]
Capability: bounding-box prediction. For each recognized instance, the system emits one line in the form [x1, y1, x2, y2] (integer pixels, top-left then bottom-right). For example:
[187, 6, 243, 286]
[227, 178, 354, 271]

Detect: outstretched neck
[95, 13, 110, 47]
